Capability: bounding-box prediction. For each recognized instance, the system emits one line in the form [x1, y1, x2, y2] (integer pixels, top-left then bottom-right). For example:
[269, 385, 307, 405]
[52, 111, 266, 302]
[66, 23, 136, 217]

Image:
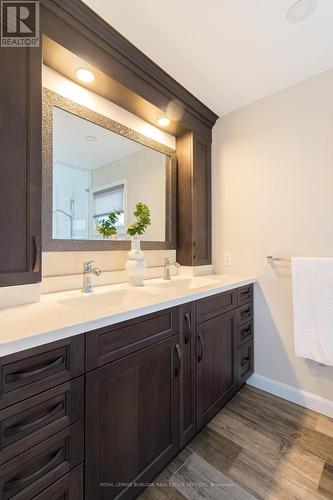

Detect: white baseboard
[247, 373, 333, 418]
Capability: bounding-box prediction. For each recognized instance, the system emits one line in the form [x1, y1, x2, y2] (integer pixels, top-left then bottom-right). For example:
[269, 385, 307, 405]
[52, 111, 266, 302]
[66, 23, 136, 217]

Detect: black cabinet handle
[4, 401, 65, 438]
[6, 355, 65, 383]
[32, 235, 41, 272]
[173, 344, 182, 378]
[241, 291, 251, 299]
[197, 333, 204, 363]
[241, 325, 252, 340]
[240, 308, 251, 320]
[184, 312, 192, 345]
[4, 447, 64, 492]
[193, 241, 197, 260]
[241, 356, 250, 368]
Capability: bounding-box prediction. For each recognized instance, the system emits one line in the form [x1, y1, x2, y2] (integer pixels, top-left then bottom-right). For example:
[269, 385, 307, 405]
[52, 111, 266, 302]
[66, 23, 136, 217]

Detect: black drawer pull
[240, 308, 251, 320]
[4, 447, 64, 492]
[173, 344, 182, 378]
[32, 235, 41, 273]
[197, 333, 204, 363]
[6, 356, 65, 383]
[241, 325, 252, 339]
[241, 356, 250, 368]
[241, 291, 251, 299]
[193, 241, 197, 260]
[4, 401, 65, 438]
[184, 312, 192, 345]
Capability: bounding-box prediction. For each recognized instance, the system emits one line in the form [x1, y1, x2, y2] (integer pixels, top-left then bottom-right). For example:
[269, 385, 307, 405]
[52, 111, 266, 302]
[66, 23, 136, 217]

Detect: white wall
[212, 68, 333, 402]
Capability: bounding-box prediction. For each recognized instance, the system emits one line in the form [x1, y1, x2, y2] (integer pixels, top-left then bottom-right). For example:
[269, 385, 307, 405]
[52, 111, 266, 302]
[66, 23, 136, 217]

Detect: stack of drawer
[236, 285, 254, 386]
[0, 335, 84, 500]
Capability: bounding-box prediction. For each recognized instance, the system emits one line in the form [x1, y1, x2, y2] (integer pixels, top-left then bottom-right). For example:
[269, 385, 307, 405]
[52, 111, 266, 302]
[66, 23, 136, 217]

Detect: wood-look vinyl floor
[139, 386, 333, 500]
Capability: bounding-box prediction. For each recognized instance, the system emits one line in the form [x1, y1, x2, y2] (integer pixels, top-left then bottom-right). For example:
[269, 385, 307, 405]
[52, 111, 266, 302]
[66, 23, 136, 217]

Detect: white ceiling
[82, 0, 333, 115]
[53, 107, 144, 169]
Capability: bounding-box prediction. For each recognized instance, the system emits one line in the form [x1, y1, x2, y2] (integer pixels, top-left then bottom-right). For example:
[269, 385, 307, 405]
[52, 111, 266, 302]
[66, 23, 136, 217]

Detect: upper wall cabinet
[0, 47, 42, 286]
[177, 131, 212, 266]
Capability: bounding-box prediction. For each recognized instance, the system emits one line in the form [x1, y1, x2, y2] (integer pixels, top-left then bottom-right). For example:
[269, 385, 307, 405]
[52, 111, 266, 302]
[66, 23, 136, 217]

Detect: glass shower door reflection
[53, 163, 90, 239]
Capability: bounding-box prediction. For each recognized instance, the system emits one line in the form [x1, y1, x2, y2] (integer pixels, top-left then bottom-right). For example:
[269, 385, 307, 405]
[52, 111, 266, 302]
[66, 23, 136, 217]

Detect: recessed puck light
[157, 117, 170, 127]
[75, 68, 95, 83]
[287, 0, 317, 23]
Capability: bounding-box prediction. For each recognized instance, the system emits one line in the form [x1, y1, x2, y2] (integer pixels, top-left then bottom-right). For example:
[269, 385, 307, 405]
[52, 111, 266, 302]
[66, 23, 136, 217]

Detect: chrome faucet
[163, 257, 180, 280]
[82, 260, 101, 294]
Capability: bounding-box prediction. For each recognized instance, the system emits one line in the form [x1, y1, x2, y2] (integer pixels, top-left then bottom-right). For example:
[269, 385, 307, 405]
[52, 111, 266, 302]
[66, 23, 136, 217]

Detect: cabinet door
[179, 302, 196, 447]
[196, 311, 237, 430]
[176, 131, 212, 266]
[85, 335, 180, 500]
[192, 132, 211, 266]
[0, 46, 42, 286]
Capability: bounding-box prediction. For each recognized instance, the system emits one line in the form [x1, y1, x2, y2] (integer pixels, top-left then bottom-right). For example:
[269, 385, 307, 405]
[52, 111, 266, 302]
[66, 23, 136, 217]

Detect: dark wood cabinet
[177, 131, 212, 266]
[86, 307, 179, 370]
[0, 284, 253, 500]
[0, 377, 84, 465]
[32, 464, 83, 500]
[0, 420, 84, 500]
[237, 338, 254, 387]
[0, 335, 84, 410]
[179, 302, 196, 447]
[85, 335, 181, 500]
[0, 46, 42, 287]
[196, 310, 238, 430]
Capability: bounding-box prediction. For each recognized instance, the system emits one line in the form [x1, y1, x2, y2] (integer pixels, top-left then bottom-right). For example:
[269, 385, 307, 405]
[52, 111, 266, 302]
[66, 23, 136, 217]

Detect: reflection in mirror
[52, 107, 167, 241]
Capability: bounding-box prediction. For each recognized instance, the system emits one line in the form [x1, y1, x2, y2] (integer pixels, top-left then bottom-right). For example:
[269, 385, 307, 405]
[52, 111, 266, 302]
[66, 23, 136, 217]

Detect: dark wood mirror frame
[42, 88, 177, 251]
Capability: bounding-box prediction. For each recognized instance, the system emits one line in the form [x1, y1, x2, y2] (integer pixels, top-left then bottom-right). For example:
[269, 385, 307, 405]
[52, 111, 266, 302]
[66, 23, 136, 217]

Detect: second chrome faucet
[163, 257, 180, 280]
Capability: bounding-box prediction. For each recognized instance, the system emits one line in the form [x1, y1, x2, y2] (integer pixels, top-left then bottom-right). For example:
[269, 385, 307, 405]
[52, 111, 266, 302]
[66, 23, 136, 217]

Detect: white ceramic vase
[125, 237, 147, 286]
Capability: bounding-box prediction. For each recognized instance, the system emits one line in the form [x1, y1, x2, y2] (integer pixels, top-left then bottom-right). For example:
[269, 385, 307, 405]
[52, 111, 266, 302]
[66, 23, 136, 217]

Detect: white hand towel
[291, 257, 333, 366]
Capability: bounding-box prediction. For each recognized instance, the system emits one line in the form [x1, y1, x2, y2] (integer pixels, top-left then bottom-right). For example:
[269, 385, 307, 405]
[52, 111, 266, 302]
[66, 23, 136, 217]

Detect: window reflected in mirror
[52, 107, 167, 241]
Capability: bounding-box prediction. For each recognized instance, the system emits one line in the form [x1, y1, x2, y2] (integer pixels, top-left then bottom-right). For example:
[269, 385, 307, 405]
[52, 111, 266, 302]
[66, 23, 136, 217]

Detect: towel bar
[267, 256, 291, 263]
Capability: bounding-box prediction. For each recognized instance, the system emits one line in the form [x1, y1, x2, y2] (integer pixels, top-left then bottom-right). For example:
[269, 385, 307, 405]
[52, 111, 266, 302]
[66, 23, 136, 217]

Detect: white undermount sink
[145, 277, 219, 291]
[57, 277, 220, 314]
[58, 288, 154, 312]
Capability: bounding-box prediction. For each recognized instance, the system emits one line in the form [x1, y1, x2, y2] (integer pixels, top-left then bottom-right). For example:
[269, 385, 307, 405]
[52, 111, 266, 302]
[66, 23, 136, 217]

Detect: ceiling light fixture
[287, 0, 317, 23]
[75, 67, 95, 83]
[84, 135, 97, 142]
[157, 117, 170, 127]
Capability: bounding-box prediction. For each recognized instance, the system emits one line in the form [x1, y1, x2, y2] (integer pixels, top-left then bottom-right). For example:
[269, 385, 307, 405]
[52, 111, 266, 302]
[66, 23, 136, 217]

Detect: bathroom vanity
[0, 2, 252, 498]
[0, 278, 254, 499]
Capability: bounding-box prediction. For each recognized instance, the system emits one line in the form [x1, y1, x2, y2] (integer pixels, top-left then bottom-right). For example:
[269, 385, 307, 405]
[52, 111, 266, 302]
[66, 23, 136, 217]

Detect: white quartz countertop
[0, 274, 256, 357]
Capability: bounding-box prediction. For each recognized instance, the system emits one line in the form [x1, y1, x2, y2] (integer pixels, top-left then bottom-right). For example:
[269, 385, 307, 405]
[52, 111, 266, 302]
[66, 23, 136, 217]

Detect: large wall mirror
[42, 89, 177, 251]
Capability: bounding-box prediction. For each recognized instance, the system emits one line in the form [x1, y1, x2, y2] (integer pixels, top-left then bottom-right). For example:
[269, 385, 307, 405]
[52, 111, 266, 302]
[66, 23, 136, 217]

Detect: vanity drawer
[32, 464, 83, 500]
[86, 307, 179, 370]
[0, 335, 84, 410]
[237, 321, 253, 347]
[236, 302, 253, 326]
[238, 339, 254, 386]
[0, 377, 84, 465]
[237, 284, 253, 306]
[0, 420, 84, 500]
[196, 290, 237, 324]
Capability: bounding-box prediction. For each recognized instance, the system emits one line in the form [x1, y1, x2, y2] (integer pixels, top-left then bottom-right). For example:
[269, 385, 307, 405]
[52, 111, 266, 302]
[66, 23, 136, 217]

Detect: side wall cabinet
[177, 131, 212, 266]
[0, 46, 42, 286]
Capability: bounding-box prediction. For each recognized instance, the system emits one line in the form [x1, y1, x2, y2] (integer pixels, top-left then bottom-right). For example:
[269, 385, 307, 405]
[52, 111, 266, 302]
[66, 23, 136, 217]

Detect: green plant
[97, 209, 122, 238]
[127, 202, 151, 237]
